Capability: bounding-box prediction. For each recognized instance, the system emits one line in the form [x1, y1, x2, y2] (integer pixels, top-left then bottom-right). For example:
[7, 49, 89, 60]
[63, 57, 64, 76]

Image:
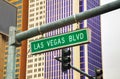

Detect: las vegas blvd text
[31, 29, 89, 54]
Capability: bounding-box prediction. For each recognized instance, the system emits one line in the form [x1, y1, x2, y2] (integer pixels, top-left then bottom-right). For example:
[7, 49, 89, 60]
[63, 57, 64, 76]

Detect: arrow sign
[30, 28, 91, 54]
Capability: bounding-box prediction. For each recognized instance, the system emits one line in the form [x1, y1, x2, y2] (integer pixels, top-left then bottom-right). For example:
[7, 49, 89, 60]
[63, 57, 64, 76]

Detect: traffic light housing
[95, 68, 103, 79]
[62, 49, 71, 72]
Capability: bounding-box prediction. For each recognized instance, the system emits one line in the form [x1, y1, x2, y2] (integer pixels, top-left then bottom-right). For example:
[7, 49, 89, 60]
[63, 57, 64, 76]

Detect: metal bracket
[54, 56, 94, 79]
[9, 26, 21, 47]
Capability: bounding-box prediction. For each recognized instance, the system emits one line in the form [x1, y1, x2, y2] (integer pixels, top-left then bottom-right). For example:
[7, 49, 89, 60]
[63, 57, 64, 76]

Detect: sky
[101, 0, 120, 79]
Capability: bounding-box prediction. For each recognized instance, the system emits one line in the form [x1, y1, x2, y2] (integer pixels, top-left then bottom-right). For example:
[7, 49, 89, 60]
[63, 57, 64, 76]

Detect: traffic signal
[62, 48, 71, 72]
[95, 68, 103, 79]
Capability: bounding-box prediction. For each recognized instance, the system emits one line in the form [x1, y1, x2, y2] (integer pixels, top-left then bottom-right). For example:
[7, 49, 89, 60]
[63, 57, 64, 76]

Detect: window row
[29, 16, 45, 22]
[29, 1, 45, 7]
[27, 68, 44, 73]
[27, 73, 44, 79]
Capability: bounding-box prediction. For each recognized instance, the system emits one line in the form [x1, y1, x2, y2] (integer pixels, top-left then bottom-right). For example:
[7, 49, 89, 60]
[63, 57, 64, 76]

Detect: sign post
[30, 28, 91, 54]
[6, 27, 16, 79]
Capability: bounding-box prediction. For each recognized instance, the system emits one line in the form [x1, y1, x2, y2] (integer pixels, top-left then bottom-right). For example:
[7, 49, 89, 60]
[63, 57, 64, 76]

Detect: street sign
[30, 28, 91, 54]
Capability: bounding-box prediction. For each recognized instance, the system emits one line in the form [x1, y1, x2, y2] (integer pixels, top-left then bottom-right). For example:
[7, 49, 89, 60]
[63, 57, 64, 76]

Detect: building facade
[3, 0, 28, 79]
[26, 0, 46, 79]
[0, 33, 8, 79]
[27, 0, 102, 79]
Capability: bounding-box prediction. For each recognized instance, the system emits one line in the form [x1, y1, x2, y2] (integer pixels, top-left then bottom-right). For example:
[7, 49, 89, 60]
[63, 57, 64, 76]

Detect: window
[28, 59, 33, 63]
[36, 17, 39, 20]
[36, 7, 39, 10]
[16, 64, 19, 67]
[29, 24, 34, 28]
[40, 11, 42, 14]
[16, 59, 19, 62]
[17, 24, 21, 28]
[42, 73, 44, 76]
[42, 57, 44, 60]
[34, 63, 37, 67]
[27, 75, 32, 79]
[38, 63, 41, 66]
[38, 74, 41, 77]
[16, 69, 19, 72]
[28, 64, 33, 68]
[16, 49, 20, 53]
[40, 2, 43, 4]
[30, 18, 34, 22]
[30, 9, 34, 12]
[15, 74, 19, 78]
[4, 71, 6, 74]
[28, 54, 33, 58]
[4, 66, 6, 70]
[39, 58, 41, 61]
[40, 7, 43, 9]
[38, 68, 41, 71]
[40, 16, 42, 19]
[30, 0, 35, 3]
[27, 70, 32, 73]
[35, 58, 37, 61]
[34, 74, 37, 78]
[5, 57, 7, 60]
[30, 13, 34, 17]
[34, 69, 37, 72]
[42, 62, 44, 65]
[36, 12, 39, 15]
[39, 22, 42, 25]
[36, 3, 39, 5]
[42, 68, 44, 71]
[30, 4, 35, 7]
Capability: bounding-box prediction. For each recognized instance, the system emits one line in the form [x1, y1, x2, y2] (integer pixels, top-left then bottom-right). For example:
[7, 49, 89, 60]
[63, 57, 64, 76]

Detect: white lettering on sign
[69, 33, 84, 42]
[33, 42, 44, 50]
[46, 37, 65, 47]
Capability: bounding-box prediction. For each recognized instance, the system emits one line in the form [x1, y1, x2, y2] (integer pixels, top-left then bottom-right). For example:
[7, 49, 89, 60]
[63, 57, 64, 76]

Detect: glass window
[38, 68, 41, 71]
[30, 0, 35, 3]
[34, 69, 37, 72]
[34, 63, 37, 67]
[15, 74, 19, 78]
[34, 74, 37, 78]
[16, 69, 19, 72]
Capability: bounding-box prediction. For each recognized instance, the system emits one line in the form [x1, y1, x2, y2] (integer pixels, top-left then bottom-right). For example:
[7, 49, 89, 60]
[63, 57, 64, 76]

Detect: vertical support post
[6, 26, 16, 79]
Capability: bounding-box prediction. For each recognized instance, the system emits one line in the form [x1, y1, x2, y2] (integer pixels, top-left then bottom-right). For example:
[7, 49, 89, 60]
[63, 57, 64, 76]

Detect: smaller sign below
[30, 28, 91, 54]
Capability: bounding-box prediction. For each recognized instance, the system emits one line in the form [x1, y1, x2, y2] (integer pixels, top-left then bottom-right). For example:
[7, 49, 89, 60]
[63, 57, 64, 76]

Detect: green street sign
[30, 28, 91, 54]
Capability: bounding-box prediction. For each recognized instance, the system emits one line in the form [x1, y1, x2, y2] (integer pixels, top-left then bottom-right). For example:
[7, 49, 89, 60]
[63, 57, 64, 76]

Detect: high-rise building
[3, 0, 28, 79]
[0, 33, 8, 79]
[27, 0, 102, 79]
[26, 0, 46, 79]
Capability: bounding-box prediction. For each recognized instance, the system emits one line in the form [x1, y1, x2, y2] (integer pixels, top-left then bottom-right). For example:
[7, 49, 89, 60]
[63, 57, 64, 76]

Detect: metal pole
[70, 65, 93, 79]
[16, 0, 120, 42]
[6, 27, 16, 79]
[54, 57, 94, 79]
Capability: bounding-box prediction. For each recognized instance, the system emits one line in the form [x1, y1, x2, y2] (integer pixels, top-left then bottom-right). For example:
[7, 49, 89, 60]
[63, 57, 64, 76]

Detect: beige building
[26, 0, 46, 79]
[0, 33, 8, 79]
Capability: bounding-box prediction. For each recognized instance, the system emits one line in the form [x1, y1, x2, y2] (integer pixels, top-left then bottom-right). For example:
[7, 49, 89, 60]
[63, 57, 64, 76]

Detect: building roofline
[0, 32, 8, 37]
[3, 0, 17, 9]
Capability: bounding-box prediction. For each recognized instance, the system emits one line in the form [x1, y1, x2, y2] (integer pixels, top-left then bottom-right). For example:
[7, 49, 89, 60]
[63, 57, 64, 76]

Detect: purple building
[45, 0, 102, 79]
